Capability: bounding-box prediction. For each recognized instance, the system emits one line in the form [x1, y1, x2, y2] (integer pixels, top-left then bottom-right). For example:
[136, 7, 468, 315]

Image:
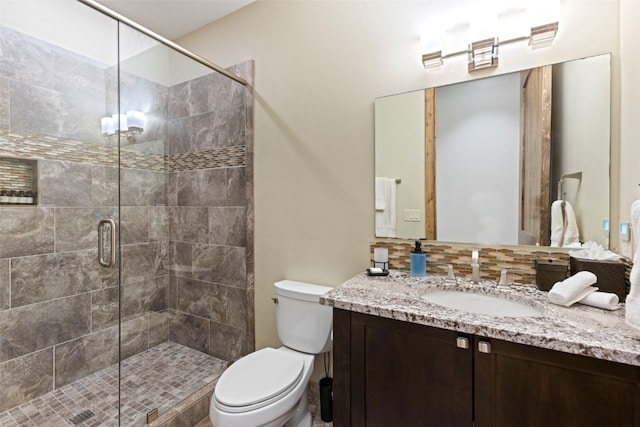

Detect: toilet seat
[214, 347, 305, 414]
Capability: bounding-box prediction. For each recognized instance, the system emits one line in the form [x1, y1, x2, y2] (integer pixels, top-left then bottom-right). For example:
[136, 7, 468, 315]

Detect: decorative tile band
[166, 145, 246, 171]
[0, 128, 246, 172]
[371, 241, 632, 287]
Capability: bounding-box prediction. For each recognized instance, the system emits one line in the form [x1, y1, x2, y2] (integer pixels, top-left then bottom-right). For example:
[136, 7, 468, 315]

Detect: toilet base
[284, 390, 311, 427]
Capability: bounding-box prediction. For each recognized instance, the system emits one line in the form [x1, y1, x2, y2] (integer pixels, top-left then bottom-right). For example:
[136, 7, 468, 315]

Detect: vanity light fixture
[529, 21, 559, 49]
[422, 50, 444, 70]
[100, 110, 145, 141]
[468, 37, 498, 72]
[422, 22, 559, 72]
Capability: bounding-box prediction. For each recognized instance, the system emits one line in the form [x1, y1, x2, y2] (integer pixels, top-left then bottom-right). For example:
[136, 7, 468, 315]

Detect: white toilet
[210, 280, 333, 427]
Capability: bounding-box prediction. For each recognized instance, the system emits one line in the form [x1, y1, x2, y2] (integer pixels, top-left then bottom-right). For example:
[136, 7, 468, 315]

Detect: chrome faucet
[497, 269, 509, 286]
[471, 250, 480, 283]
[446, 264, 457, 283]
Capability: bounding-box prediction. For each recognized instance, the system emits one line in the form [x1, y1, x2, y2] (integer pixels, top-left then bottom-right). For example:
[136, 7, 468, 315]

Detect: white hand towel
[550, 200, 580, 247]
[626, 296, 640, 329]
[626, 199, 640, 329]
[548, 271, 598, 307]
[375, 177, 397, 237]
[624, 200, 640, 329]
[627, 200, 640, 298]
[375, 177, 386, 211]
[578, 292, 619, 310]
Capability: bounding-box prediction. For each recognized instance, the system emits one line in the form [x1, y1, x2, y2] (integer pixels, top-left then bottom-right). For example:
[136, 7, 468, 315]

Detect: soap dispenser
[410, 240, 427, 277]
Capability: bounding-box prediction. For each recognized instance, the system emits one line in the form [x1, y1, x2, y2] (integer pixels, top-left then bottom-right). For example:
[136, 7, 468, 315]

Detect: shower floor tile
[0, 342, 228, 427]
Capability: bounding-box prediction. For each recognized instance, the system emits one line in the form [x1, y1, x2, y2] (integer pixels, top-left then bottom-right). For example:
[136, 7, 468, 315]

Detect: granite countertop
[320, 270, 640, 367]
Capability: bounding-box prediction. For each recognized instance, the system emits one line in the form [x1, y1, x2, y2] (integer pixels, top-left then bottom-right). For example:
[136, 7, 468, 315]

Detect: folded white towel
[569, 241, 621, 261]
[550, 200, 580, 247]
[548, 271, 598, 307]
[578, 291, 619, 310]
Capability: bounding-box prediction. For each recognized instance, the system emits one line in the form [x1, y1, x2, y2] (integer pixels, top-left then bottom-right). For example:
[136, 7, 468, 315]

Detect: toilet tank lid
[274, 280, 333, 302]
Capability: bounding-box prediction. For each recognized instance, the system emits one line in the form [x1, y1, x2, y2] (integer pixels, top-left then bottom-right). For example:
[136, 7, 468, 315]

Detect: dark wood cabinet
[334, 308, 640, 427]
[334, 309, 473, 426]
[474, 337, 640, 427]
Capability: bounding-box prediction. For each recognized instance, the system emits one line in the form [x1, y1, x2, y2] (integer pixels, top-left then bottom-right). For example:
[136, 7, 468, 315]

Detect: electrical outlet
[620, 222, 631, 242]
[403, 209, 421, 222]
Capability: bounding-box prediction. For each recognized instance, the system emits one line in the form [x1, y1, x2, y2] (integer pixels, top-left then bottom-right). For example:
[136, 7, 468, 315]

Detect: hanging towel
[578, 291, 619, 310]
[375, 177, 387, 211]
[625, 199, 640, 328]
[548, 271, 598, 307]
[375, 177, 396, 237]
[628, 199, 640, 298]
[550, 200, 580, 247]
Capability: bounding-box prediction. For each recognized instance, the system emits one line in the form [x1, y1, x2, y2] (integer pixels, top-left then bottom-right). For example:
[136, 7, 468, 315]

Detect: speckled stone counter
[320, 271, 640, 366]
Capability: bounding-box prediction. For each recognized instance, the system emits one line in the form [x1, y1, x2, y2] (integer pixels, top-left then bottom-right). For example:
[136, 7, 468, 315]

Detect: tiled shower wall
[165, 63, 253, 362]
[0, 25, 253, 413]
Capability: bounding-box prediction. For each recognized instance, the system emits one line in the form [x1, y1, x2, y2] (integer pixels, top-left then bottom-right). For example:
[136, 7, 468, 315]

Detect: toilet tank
[274, 280, 333, 354]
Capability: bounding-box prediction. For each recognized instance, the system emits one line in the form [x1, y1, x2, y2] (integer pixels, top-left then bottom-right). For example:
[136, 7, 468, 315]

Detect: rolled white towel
[578, 292, 619, 310]
[548, 271, 598, 307]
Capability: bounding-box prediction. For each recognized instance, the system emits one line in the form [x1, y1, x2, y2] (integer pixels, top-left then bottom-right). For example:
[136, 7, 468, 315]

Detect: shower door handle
[98, 219, 116, 267]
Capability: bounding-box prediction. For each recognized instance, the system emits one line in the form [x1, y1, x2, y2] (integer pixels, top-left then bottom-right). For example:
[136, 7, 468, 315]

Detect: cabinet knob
[478, 341, 492, 353]
[456, 337, 469, 349]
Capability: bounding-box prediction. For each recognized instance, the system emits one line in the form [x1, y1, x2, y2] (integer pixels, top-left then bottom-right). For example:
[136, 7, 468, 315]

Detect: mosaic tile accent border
[371, 241, 633, 286]
[0, 128, 246, 172]
[166, 145, 246, 171]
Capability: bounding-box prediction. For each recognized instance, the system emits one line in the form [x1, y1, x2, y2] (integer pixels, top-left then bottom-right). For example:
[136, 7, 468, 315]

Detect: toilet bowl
[210, 280, 333, 427]
[211, 347, 314, 427]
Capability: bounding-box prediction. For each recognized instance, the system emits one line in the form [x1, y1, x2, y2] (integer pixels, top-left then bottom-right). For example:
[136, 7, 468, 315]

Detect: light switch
[403, 209, 421, 222]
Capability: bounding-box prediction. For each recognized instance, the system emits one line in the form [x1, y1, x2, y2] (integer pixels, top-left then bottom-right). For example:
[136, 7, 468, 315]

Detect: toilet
[210, 280, 333, 427]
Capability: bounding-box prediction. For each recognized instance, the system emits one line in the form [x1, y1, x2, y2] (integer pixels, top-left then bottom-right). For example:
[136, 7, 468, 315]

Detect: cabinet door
[474, 337, 640, 427]
[344, 311, 473, 427]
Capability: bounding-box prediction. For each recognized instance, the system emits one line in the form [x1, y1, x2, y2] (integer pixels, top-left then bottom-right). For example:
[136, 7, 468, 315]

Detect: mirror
[374, 53, 611, 248]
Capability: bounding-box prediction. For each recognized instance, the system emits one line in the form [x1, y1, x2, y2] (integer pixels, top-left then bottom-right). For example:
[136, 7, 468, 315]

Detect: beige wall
[178, 0, 628, 368]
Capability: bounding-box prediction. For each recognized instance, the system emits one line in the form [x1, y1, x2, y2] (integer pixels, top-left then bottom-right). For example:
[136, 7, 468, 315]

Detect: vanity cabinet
[333, 308, 473, 426]
[333, 309, 640, 427]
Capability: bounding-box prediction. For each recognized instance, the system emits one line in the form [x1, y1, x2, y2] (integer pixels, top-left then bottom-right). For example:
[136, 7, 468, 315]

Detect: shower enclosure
[0, 0, 254, 425]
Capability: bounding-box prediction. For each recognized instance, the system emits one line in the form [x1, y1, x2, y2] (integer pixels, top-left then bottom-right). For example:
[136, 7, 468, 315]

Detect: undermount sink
[421, 290, 543, 317]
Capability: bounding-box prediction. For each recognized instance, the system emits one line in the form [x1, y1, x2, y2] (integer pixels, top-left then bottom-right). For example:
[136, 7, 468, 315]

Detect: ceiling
[95, 0, 255, 40]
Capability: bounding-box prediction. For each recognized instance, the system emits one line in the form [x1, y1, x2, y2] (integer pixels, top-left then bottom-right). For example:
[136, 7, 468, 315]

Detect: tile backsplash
[371, 241, 633, 287]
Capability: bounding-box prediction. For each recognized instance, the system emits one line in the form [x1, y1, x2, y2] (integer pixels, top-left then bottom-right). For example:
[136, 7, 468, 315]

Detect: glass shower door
[116, 20, 245, 424]
[0, 1, 121, 425]
[1, 1, 249, 425]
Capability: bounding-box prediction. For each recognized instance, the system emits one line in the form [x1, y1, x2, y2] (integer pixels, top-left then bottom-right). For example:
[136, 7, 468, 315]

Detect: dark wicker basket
[534, 259, 569, 291]
[569, 257, 627, 301]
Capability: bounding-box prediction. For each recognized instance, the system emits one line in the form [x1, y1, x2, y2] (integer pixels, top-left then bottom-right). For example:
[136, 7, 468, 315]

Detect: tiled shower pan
[0, 342, 227, 427]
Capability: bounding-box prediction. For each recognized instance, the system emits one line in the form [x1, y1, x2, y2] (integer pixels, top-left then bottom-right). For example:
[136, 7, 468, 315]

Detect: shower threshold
[0, 342, 228, 427]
